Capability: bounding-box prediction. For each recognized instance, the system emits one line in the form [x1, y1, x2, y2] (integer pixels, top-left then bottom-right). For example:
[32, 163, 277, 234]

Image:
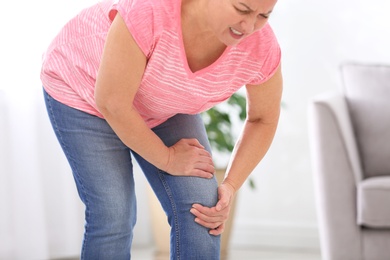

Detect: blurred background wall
[1, 0, 389, 258]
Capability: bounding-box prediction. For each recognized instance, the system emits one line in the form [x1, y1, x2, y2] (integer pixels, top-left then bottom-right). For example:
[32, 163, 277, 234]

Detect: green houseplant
[202, 92, 256, 189]
[202, 93, 246, 153]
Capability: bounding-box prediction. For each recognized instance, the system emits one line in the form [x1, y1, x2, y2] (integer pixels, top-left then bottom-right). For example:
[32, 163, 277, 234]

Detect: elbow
[95, 92, 128, 118]
[246, 106, 281, 125]
[94, 83, 132, 117]
[245, 113, 280, 127]
[95, 92, 110, 116]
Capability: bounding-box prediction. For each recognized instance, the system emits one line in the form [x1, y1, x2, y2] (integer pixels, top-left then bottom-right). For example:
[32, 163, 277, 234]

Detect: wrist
[155, 146, 171, 172]
[222, 177, 239, 194]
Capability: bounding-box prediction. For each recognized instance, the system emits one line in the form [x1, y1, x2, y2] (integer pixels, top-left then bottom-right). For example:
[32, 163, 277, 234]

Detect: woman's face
[206, 0, 278, 46]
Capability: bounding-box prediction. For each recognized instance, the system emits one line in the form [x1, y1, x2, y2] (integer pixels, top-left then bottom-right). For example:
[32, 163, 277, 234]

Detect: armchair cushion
[358, 176, 390, 228]
[342, 64, 390, 178]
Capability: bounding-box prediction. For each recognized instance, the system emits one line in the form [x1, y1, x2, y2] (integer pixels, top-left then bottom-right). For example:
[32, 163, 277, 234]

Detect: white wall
[1, 0, 390, 258]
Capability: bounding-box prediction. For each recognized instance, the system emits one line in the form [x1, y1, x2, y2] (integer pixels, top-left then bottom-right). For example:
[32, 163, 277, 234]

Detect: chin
[217, 35, 239, 47]
[222, 37, 245, 46]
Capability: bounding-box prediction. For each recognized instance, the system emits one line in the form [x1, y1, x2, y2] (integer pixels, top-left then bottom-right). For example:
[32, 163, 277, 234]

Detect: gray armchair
[308, 63, 390, 260]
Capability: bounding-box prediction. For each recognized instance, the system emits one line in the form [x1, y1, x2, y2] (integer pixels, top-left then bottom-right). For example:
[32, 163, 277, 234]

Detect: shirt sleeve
[108, 0, 155, 58]
[247, 24, 282, 85]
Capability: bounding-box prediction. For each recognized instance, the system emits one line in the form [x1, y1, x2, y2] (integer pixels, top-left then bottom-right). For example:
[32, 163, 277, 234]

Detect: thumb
[216, 189, 230, 211]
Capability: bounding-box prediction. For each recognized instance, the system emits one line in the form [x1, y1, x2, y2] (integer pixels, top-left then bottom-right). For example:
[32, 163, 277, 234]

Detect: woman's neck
[180, 0, 227, 72]
[181, 0, 214, 40]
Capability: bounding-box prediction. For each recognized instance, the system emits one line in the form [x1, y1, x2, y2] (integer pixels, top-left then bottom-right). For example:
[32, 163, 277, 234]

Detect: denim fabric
[43, 89, 220, 260]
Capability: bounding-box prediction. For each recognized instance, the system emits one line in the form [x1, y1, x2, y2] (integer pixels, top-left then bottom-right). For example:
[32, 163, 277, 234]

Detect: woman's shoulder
[150, 0, 181, 28]
[116, 0, 179, 23]
[105, 0, 180, 56]
[238, 23, 281, 85]
[237, 23, 280, 57]
[119, 0, 180, 32]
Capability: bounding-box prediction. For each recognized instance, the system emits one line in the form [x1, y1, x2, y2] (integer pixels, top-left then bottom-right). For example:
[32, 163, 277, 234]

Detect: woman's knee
[181, 175, 218, 205]
[162, 175, 220, 256]
[173, 208, 221, 259]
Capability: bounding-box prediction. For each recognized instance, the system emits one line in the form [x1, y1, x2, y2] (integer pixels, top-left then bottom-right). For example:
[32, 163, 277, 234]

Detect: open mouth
[230, 27, 243, 36]
[229, 27, 244, 39]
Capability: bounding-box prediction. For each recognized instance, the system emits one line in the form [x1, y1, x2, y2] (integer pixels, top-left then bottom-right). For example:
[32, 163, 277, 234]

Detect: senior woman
[40, 0, 282, 259]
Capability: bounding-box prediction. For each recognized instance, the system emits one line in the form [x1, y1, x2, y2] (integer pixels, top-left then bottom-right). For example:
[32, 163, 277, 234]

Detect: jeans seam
[45, 92, 90, 258]
[157, 169, 181, 260]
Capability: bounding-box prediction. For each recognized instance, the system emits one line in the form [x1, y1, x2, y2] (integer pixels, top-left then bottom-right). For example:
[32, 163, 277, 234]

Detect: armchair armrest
[308, 92, 363, 260]
[309, 92, 363, 184]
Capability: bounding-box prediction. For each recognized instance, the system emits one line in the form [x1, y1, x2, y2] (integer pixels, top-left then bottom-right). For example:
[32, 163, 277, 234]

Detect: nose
[240, 15, 268, 35]
[240, 16, 256, 34]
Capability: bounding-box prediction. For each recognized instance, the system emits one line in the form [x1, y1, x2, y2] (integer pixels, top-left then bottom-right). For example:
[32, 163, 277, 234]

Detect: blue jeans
[43, 90, 220, 260]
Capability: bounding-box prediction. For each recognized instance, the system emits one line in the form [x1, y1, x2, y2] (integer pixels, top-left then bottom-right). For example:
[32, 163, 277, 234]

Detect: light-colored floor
[54, 247, 322, 260]
[131, 246, 322, 260]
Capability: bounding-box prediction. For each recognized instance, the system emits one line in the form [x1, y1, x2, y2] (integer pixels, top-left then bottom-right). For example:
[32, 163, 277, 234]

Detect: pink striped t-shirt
[40, 0, 281, 128]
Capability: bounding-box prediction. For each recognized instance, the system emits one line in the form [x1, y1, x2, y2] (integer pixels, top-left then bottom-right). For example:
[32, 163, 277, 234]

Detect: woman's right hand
[164, 138, 215, 178]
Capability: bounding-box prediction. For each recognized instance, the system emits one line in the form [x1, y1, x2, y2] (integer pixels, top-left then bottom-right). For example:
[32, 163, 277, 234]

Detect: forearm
[223, 118, 279, 192]
[100, 104, 170, 170]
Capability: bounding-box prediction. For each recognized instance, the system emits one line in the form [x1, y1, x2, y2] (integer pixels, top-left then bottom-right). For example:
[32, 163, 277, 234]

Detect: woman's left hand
[190, 182, 236, 236]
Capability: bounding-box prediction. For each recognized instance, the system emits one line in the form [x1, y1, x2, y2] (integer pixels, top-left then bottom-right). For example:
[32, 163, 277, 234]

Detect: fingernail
[209, 231, 217, 236]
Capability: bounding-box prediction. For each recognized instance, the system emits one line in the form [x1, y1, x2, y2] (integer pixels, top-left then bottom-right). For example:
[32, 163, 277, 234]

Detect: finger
[192, 203, 213, 214]
[197, 157, 214, 171]
[216, 196, 229, 212]
[215, 185, 234, 211]
[190, 169, 214, 179]
[195, 151, 213, 163]
[197, 152, 213, 165]
[216, 187, 232, 211]
[191, 204, 229, 236]
[198, 154, 213, 165]
[190, 207, 223, 223]
[194, 162, 215, 174]
[197, 148, 212, 157]
[192, 204, 226, 216]
[193, 215, 223, 230]
[209, 223, 225, 236]
[186, 138, 205, 149]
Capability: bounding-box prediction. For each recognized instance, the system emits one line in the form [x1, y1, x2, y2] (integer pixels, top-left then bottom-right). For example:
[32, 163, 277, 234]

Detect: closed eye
[234, 6, 251, 15]
[260, 10, 273, 19]
[234, 5, 272, 19]
[259, 14, 270, 19]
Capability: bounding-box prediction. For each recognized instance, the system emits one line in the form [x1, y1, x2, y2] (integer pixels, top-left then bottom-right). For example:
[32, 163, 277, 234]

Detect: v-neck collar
[178, 0, 232, 78]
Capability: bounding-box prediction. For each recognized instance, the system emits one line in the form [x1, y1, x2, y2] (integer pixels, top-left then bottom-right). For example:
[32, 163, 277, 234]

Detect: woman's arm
[191, 65, 283, 235]
[223, 65, 283, 191]
[95, 14, 214, 178]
